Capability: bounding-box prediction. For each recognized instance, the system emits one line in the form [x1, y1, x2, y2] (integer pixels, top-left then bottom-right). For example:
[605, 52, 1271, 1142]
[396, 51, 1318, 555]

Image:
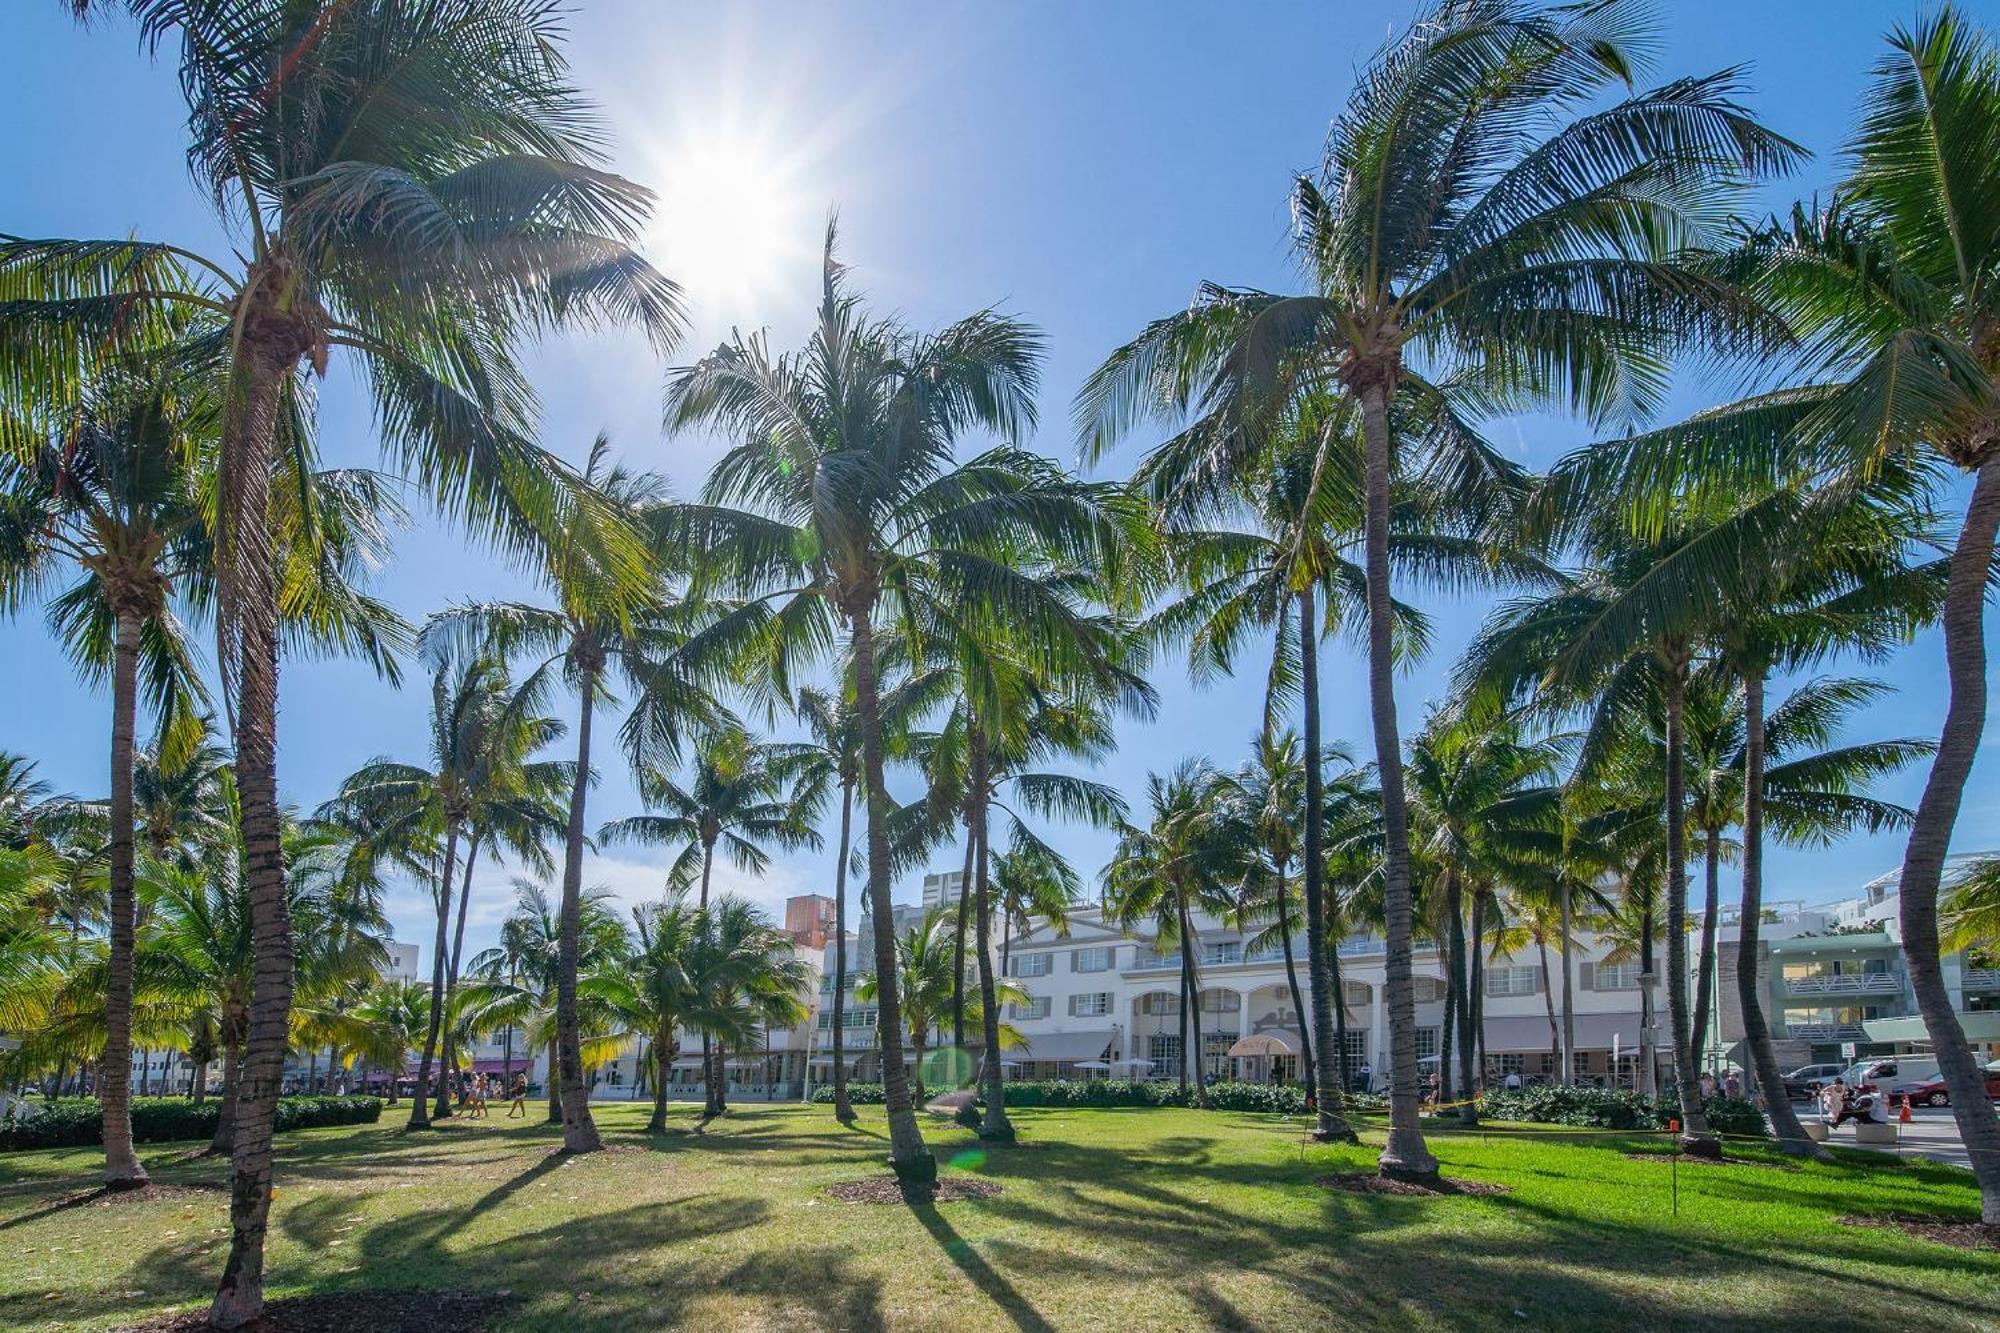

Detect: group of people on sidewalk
[1816, 1077, 1892, 1129]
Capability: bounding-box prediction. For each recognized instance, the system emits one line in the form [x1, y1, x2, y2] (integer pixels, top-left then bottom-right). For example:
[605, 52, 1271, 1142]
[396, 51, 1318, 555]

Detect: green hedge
[0, 1095, 383, 1152]
[1478, 1085, 1768, 1138]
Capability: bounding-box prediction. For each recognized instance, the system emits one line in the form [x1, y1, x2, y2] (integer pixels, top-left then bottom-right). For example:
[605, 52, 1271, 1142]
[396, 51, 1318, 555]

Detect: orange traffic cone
[1898, 1096, 1913, 1124]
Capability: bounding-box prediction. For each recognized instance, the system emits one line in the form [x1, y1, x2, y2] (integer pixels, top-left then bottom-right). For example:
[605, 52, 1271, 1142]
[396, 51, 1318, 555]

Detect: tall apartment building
[920, 870, 965, 911]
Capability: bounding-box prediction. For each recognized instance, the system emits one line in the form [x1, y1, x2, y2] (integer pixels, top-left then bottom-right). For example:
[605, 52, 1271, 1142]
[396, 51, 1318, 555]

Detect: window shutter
[1579, 963, 1595, 991]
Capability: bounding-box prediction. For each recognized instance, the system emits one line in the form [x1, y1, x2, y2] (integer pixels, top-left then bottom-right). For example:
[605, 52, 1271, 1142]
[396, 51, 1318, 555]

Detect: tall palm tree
[423, 443, 714, 1154]
[1078, 0, 1797, 1184]
[8, 6, 681, 1313]
[1104, 761, 1247, 1106]
[663, 229, 1132, 1185]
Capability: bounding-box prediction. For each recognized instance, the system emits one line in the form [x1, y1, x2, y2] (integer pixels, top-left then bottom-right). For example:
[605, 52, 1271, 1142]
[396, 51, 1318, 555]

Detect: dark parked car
[1782, 1062, 1849, 1101]
[1897, 1071, 2000, 1107]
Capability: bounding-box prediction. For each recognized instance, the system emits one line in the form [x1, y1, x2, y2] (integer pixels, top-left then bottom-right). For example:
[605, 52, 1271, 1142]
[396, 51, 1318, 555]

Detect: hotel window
[1143, 992, 1181, 1015]
[1342, 981, 1371, 1008]
[1202, 941, 1243, 966]
[1342, 1032, 1368, 1065]
[1009, 996, 1052, 1020]
[1412, 976, 1447, 1003]
[1015, 952, 1053, 978]
[1498, 1053, 1525, 1076]
[1415, 1027, 1439, 1060]
[1069, 992, 1113, 1018]
[1594, 962, 1641, 991]
[1200, 990, 1242, 1014]
[1485, 965, 1541, 997]
[1148, 1034, 1182, 1074]
[1073, 946, 1114, 973]
[844, 1007, 876, 1029]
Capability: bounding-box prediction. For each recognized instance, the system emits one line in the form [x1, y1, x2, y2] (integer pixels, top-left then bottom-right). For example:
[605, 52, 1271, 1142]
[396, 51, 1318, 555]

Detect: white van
[1842, 1057, 1941, 1094]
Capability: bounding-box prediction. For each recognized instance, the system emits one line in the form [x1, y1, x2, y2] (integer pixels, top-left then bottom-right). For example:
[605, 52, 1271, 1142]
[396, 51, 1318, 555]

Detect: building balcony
[1784, 973, 1901, 997]
[1783, 1022, 1869, 1041]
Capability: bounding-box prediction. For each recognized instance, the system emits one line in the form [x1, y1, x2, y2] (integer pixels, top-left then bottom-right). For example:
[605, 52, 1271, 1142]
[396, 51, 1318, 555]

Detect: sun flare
[647, 130, 812, 319]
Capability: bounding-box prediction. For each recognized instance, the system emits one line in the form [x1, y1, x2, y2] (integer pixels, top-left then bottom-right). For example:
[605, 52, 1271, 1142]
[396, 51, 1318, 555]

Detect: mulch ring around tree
[43, 1181, 229, 1212]
[116, 1289, 521, 1332]
[1839, 1213, 2000, 1252]
[1317, 1172, 1510, 1198]
[825, 1174, 1004, 1204]
[1620, 1150, 1797, 1171]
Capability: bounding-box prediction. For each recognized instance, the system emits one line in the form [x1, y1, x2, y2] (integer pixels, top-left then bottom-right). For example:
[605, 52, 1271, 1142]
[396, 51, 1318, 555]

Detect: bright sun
[648, 131, 810, 318]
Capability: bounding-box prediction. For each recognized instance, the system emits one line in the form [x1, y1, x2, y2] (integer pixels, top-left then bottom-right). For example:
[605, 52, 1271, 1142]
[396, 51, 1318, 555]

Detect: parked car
[1844, 1057, 1943, 1095]
[1783, 1062, 1850, 1100]
[1897, 1070, 2000, 1107]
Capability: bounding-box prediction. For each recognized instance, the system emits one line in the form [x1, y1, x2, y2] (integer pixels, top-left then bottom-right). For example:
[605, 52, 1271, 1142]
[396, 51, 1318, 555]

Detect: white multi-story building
[994, 904, 1649, 1089]
[920, 870, 965, 911]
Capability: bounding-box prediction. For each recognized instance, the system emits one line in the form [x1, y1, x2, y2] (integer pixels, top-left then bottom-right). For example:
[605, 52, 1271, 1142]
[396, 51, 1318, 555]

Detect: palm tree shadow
[906, 1198, 1054, 1333]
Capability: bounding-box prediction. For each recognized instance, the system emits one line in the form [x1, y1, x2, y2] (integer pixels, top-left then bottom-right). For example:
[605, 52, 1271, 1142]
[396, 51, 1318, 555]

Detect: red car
[1897, 1072, 2000, 1107]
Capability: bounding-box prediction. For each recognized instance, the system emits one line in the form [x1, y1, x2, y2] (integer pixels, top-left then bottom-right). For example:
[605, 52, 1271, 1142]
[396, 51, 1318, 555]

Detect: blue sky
[1, 1, 1987, 965]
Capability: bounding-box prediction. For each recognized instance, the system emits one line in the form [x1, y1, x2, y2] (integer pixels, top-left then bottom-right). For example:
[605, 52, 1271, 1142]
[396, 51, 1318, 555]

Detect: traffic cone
[1898, 1096, 1913, 1124]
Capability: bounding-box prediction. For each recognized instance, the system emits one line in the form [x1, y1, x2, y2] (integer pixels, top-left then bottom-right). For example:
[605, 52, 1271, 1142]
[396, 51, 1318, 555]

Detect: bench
[1851, 1121, 1899, 1145]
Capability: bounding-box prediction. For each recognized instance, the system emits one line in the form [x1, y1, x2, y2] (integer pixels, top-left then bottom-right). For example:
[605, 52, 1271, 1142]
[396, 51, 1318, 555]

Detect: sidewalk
[1806, 1104, 1973, 1170]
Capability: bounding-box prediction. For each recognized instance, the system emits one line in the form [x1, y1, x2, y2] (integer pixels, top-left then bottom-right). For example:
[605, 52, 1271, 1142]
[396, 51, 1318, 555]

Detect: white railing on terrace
[1785, 973, 1901, 996]
[1784, 1022, 1869, 1040]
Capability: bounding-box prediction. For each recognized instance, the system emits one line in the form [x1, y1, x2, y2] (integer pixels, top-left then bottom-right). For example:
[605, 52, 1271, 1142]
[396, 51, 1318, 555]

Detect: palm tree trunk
[410, 823, 460, 1130]
[973, 796, 1013, 1140]
[555, 650, 603, 1154]
[1559, 885, 1575, 1088]
[1662, 661, 1717, 1153]
[1537, 935, 1560, 1070]
[1739, 667, 1823, 1158]
[848, 612, 934, 1185]
[191, 1057, 207, 1106]
[1692, 829, 1722, 1077]
[1177, 947, 1190, 1097]
[951, 794, 977, 1064]
[546, 1040, 561, 1123]
[1637, 876, 1658, 1097]
[1298, 586, 1353, 1140]
[1895, 455, 2000, 1220]
[649, 1032, 673, 1134]
[305, 1049, 318, 1097]
[210, 331, 297, 1332]
[1274, 864, 1315, 1093]
[1329, 933, 1351, 1092]
[1442, 872, 1463, 1106]
[1460, 893, 1481, 1126]
[437, 836, 482, 1121]
[210, 1034, 240, 1156]
[1179, 899, 1209, 1106]
[1357, 379, 1436, 1183]
[101, 604, 147, 1188]
[699, 843, 717, 1118]
[831, 780, 855, 1122]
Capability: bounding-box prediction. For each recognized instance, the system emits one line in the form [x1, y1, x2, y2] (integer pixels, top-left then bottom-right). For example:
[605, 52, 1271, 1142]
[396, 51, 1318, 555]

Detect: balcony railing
[1784, 973, 1901, 997]
[1783, 1022, 1869, 1040]
[1963, 968, 2000, 992]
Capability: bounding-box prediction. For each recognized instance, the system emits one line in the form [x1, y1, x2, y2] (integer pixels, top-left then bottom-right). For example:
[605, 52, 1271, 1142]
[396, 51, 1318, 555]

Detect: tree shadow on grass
[907, 1195, 1055, 1333]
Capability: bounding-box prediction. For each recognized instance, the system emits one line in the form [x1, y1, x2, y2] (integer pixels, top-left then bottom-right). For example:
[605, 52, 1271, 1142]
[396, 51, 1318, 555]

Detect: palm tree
[1077, 0, 1797, 1183]
[857, 905, 1025, 1104]
[423, 443, 715, 1155]
[1942, 859, 2000, 957]
[682, 896, 811, 1116]
[1104, 761, 1247, 1105]
[790, 660, 949, 1122]
[8, 5, 682, 1313]
[1405, 706, 1564, 1121]
[589, 898, 698, 1133]
[663, 230, 1132, 1185]
[461, 879, 631, 1124]
[348, 980, 432, 1105]
[1220, 732, 1321, 1095]
[602, 728, 819, 1108]
[1543, 7, 2000, 1213]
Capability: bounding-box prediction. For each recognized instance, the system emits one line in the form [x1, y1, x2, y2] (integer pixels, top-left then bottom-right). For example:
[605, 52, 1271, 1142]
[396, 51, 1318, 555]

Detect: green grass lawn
[0, 1101, 1993, 1331]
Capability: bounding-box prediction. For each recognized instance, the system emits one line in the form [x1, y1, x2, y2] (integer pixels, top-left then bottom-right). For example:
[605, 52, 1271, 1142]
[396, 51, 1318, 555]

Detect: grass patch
[0, 1103, 1992, 1330]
